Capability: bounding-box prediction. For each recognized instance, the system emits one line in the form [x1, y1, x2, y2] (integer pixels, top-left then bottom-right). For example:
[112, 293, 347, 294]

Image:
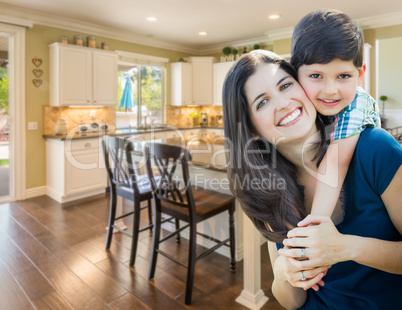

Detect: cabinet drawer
[69, 138, 100, 152]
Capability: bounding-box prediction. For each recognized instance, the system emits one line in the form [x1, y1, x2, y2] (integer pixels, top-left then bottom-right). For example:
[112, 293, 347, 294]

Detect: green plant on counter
[231, 48, 238, 56]
[253, 44, 260, 50]
[189, 111, 201, 118]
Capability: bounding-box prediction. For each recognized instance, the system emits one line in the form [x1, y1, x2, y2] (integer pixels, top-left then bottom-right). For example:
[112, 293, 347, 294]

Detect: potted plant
[380, 95, 388, 128]
[189, 111, 201, 127]
[222, 46, 231, 56]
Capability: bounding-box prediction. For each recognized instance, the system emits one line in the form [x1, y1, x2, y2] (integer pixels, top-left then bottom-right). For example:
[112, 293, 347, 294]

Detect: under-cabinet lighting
[146, 17, 158, 22]
[69, 106, 103, 108]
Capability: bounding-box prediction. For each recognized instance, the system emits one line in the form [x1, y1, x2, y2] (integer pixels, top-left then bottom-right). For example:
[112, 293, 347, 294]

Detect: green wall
[25, 24, 191, 190]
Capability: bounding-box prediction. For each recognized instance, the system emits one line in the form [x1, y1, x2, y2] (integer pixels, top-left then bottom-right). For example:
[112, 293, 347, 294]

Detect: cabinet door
[65, 151, 107, 196]
[191, 57, 214, 105]
[60, 46, 92, 106]
[93, 51, 118, 106]
[171, 62, 192, 106]
[65, 139, 106, 196]
[213, 61, 234, 106]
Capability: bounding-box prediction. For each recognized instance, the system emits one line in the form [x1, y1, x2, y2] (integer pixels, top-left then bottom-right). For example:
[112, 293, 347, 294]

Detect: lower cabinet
[46, 137, 107, 203]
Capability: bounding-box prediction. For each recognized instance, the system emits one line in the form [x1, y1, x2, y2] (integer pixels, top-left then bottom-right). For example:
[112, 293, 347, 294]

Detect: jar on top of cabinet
[87, 36, 96, 48]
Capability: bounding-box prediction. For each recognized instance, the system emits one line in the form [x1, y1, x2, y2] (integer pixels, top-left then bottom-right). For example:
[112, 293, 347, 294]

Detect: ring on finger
[301, 271, 306, 281]
[301, 248, 306, 258]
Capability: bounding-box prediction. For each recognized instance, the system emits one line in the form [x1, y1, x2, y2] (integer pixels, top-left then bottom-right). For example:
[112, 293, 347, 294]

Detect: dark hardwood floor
[0, 194, 284, 309]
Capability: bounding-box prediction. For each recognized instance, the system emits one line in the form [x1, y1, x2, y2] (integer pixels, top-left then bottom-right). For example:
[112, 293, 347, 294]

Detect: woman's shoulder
[355, 127, 402, 194]
[358, 127, 402, 153]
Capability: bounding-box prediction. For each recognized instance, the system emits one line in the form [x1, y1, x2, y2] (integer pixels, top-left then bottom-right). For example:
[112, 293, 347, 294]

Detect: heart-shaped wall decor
[32, 58, 43, 67]
[33, 79, 43, 87]
[33, 69, 43, 78]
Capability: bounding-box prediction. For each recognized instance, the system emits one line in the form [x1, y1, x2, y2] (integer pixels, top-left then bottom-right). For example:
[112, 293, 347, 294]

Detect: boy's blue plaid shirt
[331, 87, 381, 141]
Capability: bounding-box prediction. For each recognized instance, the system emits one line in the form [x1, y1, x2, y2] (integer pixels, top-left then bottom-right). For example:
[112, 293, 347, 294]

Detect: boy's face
[297, 58, 365, 116]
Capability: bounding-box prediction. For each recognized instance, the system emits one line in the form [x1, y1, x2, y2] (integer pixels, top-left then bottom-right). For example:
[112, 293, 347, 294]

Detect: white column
[236, 212, 268, 310]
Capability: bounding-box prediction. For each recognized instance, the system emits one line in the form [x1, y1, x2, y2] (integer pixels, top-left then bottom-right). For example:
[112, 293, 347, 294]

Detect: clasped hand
[277, 215, 345, 291]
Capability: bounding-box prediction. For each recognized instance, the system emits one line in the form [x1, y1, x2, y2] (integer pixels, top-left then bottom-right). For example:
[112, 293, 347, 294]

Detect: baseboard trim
[25, 186, 47, 199]
[46, 186, 107, 204]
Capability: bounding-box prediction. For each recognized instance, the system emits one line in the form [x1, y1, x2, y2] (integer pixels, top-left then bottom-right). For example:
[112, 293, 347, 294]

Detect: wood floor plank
[95, 257, 187, 310]
[108, 293, 150, 310]
[0, 261, 35, 310]
[14, 268, 55, 300]
[0, 231, 36, 276]
[32, 291, 74, 310]
[74, 239, 112, 264]
[53, 248, 127, 304]
[37, 258, 110, 310]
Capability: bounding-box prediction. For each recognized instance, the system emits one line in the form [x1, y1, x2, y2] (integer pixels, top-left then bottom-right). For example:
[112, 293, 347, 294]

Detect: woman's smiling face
[245, 63, 317, 146]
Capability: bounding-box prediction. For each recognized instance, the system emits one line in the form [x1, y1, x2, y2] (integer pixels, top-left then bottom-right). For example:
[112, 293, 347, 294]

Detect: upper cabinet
[49, 43, 118, 106]
[171, 62, 193, 106]
[190, 57, 214, 105]
[171, 56, 215, 106]
[213, 61, 234, 106]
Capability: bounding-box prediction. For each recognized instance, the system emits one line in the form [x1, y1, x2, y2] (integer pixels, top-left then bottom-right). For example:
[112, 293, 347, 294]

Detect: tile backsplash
[43, 105, 223, 135]
[43, 106, 116, 135]
[165, 105, 223, 127]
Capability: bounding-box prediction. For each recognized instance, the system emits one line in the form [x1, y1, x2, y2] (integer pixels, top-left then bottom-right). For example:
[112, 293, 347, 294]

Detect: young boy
[291, 9, 380, 218]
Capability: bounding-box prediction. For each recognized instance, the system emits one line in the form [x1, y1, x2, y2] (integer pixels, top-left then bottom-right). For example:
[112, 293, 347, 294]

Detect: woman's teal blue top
[299, 127, 402, 309]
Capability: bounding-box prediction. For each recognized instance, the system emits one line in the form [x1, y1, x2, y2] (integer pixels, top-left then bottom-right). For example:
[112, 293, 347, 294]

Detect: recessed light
[146, 17, 158, 22]
[199, 31, 208, 36]
[269, 14, 280, 20]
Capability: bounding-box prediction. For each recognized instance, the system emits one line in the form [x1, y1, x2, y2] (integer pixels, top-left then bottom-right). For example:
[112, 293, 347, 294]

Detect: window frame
[116, 51, 169, 127]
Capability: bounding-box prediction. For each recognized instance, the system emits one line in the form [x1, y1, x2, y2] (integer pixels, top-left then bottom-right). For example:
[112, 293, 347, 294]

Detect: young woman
[222, 50, 402, 309]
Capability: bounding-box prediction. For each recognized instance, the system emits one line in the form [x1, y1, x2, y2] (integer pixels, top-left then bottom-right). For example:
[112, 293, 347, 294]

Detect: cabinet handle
[94, 100, 96, 103]
[84, 143, 91, 148]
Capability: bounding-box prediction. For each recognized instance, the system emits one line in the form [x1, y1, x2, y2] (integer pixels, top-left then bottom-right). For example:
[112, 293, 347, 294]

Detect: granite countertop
[129, 137, 227, 173]
[43, 126, 224, 141]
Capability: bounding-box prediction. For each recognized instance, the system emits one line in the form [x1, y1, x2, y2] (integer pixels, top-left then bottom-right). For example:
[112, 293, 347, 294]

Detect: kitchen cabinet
[171, 57, 215, 106]
[213, 61, 235, 106]
[46, 137, 107, 203]
[171, 62, 192, 106]
[190, 57, 214, 105]
[49, 42, 118, 106]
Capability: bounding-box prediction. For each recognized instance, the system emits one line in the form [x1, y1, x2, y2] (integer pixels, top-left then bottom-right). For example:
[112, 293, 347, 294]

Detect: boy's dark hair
[291, 9, 364, 71]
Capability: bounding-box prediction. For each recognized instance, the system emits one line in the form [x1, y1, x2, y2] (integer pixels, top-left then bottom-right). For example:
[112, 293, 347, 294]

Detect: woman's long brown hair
[222, 50, 329, 243]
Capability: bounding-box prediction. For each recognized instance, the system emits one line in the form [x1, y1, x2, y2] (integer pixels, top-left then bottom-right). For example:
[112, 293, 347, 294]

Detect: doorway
[0, 23, 26, 203]
[0, 34, 9, 200]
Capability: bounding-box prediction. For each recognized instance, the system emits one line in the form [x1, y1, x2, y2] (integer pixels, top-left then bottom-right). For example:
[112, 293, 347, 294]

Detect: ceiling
[1, 0, 402, 54]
